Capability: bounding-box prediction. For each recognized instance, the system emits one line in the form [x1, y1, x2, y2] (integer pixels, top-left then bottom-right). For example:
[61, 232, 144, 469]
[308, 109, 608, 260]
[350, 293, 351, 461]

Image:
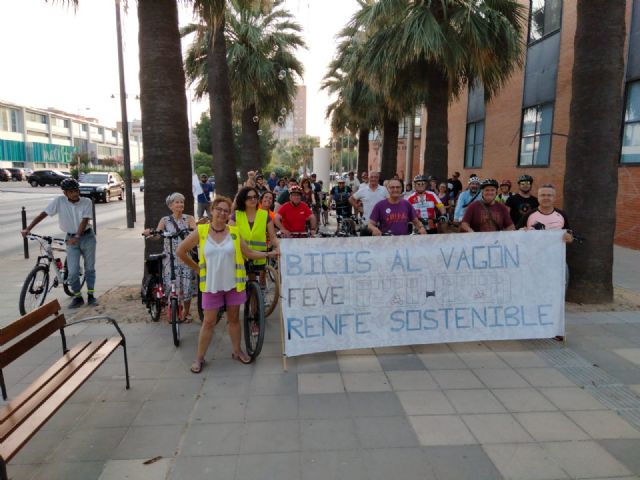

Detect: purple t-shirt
[369, 199, 417, 236]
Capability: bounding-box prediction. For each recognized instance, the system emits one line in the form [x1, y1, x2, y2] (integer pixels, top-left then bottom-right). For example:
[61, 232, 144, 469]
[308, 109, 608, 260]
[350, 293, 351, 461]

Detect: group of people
[22, 168, 572, 375]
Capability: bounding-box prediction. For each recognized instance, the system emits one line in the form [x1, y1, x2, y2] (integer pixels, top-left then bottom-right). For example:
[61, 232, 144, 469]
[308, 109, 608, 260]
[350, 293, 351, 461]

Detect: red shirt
[278, 201, 312, 233]
[406, 191, 443, 219]
[462, 201, 513, 232]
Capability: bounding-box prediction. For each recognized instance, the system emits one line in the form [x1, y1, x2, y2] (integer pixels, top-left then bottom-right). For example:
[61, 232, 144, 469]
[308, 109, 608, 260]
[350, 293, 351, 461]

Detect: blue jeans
[66, 231, 97, 295]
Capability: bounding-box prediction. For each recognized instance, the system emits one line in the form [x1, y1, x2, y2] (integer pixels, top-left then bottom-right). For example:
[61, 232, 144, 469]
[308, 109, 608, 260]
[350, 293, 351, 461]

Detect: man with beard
[453, 176, 481, 223]
[506, 174, 539, 226]
[461, 179, 515, 233]
[406, 175, 447, 234]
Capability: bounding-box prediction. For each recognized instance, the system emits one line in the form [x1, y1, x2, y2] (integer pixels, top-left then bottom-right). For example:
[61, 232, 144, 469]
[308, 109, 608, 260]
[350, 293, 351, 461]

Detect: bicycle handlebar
[143, 228, 193, 239]
[26, 233, 66, 245]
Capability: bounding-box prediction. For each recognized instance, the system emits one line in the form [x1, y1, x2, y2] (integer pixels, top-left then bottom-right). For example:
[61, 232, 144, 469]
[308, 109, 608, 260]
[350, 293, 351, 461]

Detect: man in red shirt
[461, 179, 515, 233]
[275, 185, 317, 237]
[406, 174, 448, 233]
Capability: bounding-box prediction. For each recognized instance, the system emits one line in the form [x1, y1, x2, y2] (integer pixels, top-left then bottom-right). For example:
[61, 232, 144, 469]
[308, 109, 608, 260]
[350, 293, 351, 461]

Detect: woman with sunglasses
[177, 196, 279, 373]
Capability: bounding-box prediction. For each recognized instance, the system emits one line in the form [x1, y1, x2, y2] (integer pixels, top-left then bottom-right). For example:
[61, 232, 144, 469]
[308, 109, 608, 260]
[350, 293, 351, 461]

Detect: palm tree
[564, 1, 626, 303]
[49, 0, 193, 254]
[185, 0, 304, 181]
[354, 0, 526, 181]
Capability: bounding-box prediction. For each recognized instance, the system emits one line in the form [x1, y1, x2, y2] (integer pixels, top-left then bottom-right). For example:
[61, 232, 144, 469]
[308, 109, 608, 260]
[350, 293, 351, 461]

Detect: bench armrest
[63, 316, 126, 345]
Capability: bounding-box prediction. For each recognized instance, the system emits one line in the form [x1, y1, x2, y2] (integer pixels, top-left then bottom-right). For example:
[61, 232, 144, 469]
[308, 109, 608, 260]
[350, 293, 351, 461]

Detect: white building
[0, 100, 143, 170]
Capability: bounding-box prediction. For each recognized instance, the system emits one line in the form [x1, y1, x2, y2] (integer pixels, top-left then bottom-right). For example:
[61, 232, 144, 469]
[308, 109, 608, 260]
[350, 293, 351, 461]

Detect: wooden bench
[0, 299, 129, 480]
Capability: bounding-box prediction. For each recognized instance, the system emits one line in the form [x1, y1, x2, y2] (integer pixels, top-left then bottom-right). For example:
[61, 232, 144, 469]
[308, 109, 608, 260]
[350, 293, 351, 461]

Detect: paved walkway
[2, 223, 640, 480]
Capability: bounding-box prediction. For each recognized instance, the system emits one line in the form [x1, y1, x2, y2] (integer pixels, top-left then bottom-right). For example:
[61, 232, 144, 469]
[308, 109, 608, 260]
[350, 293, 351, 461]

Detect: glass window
[622, 81, 640, 163]
[464, 120, 484, 168]
[519, 103, 554, 166]
[529, 0, 562, 43]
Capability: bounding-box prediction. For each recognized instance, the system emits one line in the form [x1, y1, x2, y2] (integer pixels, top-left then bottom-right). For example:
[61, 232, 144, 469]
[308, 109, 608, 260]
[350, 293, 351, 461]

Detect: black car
[79, 171, 124, 203]
[0, 169, 10, 182]
[26, 170, 70, 187]
[6, 168, 25, 181]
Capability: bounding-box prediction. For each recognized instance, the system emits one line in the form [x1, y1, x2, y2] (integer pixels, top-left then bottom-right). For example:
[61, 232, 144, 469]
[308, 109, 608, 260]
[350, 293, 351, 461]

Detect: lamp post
[115, 0, 134, 228]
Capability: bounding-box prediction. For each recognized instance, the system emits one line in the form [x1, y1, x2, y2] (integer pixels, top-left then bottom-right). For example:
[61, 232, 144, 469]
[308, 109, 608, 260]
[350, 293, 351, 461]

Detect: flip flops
[231, 351, 252, 364]
[190, 358, 205, 373]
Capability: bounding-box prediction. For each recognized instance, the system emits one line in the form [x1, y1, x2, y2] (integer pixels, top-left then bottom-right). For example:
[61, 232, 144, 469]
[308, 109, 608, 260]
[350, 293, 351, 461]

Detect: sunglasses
[214, 207, 230, 215]
[519, 181, 532, 185]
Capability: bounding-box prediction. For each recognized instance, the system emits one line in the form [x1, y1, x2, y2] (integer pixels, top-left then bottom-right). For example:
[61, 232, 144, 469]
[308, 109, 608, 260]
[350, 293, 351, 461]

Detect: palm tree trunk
[208, 22, 238, 198]
[424, 68, 449, 182]
[380, 112, 399, 181]
[564, 0, 626, 303]
[138, 0, 192, 254]
[357, 128, 369, 175]
[240, 104, 260, 178]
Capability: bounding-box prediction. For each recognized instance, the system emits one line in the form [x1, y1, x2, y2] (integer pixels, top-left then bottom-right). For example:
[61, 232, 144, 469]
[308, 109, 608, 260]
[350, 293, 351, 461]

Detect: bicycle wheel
[243, 281, 265, 359]
[263, 265, 280, 318]
[19, 265, 50, 315]
[170, 297, 181, 347]
[147, 281, 162, 322]
[63, 257, 86, 297]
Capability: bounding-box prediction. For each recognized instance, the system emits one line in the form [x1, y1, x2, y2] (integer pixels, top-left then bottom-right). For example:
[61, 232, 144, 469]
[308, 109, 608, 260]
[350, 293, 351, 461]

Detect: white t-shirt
[203, 234, 236, 293]
[44, 196, 93, 234]
[353, 184, 389, 220]
[346, 178, 360, 191]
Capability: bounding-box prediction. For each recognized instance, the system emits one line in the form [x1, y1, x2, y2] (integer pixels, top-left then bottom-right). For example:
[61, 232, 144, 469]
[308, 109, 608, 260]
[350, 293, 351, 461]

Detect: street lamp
[114, 0, 134, 228]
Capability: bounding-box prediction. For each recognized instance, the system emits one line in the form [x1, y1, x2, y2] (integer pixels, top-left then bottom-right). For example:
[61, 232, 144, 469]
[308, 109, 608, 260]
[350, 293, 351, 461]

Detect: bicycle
[141, 252, 166, 322]
[19, 234, 86, 315]
[214, 261, 266, 361]
[145, 228, 192, 347]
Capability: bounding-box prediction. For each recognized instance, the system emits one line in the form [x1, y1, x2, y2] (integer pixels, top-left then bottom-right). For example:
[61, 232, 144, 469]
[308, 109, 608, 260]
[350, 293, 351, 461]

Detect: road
[0, 182, 145, 257]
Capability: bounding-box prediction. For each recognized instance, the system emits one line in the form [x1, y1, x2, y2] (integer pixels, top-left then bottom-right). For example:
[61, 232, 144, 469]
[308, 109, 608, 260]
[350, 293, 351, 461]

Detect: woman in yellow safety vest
[229, 186, 279, 282]
[177, 196, 279, 373]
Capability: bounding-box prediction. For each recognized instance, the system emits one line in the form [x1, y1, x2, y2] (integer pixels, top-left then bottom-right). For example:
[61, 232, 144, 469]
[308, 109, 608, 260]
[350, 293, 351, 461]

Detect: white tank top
[203, 233, 236, 293]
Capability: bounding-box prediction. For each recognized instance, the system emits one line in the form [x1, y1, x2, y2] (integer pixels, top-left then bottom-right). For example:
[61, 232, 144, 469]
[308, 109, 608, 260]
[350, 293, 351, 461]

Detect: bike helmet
[413, 174, 427, 183]
[518, 174, 533, 184]
[289, 185, 303, 194]
[468, 176, 480, 185]
[500, 179, 512, 187]
[60, 178, 80, 191]
[480, 178, 499, 189]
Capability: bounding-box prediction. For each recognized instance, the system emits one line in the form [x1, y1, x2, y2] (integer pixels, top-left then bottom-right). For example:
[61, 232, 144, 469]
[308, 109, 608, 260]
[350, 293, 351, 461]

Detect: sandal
[182, 314, 193, 324]
[190, 358, 205, 373]
[231, 351, 252, 365]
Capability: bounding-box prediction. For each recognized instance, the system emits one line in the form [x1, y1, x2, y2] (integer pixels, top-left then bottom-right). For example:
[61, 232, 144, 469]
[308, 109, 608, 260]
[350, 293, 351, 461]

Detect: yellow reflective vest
[235, 209, 268, 266]
[197, 224, 246, 293]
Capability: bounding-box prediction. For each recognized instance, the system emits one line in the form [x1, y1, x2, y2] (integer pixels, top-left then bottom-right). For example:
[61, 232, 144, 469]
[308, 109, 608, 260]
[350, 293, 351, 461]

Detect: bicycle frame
[30, 235, 67, 289]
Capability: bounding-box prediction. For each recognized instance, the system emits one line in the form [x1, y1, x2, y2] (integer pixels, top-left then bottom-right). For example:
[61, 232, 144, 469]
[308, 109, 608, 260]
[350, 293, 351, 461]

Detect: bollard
[132, 192, 137, 223]
[21, 207, 29, 259]
[92, 199, 97, 235]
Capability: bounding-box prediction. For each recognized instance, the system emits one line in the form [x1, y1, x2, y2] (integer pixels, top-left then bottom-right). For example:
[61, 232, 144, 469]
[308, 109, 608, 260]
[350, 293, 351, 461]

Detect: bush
[263, 164, 294, 180]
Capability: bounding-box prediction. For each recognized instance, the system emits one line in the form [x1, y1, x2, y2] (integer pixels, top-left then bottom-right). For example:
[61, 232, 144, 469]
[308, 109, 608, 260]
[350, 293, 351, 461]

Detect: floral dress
[163, 215, 197, 301]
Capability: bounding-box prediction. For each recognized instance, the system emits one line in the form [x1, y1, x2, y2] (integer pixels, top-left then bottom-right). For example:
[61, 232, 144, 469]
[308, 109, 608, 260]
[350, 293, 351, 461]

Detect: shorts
[202, 288, 246, 310]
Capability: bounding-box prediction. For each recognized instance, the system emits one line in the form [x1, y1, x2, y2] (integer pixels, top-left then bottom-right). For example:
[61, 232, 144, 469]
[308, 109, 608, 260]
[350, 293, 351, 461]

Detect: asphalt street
[0, 182, 144, 257]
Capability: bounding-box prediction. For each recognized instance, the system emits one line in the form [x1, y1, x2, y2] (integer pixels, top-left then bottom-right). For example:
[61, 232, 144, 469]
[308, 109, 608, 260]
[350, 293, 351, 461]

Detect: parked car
[0, 169, 11, 182]
[26, 170, 69, 187]
[6, 168, 25, 181]
[139, 177, 144, 192]
[79, 171, 124, 203]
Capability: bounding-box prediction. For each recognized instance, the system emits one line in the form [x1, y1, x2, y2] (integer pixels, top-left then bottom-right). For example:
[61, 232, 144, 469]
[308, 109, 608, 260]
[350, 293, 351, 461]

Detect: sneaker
[69, 296, 84, 309]
[87, 295, 99, 306]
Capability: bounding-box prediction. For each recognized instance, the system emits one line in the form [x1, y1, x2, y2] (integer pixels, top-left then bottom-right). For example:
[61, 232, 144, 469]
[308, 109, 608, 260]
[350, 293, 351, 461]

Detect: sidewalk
[2, 228, 639, 480]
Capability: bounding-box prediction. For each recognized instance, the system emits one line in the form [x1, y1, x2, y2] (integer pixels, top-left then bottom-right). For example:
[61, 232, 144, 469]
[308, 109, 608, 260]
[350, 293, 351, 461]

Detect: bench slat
[0, 337, 123, 463]
[0, 316, 65, 369]
[0, 342, 92, 425]
[0, 341, 104, 440]
[0, 301, 61, 346]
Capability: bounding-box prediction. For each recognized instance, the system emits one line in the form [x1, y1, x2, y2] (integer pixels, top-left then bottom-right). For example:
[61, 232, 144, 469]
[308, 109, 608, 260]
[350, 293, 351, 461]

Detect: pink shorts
[202, 288, 246, 310]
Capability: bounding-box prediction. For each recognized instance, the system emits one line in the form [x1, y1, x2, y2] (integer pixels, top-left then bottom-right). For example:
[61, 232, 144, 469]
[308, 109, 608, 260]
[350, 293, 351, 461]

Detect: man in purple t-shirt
[369, 179, 427, 236]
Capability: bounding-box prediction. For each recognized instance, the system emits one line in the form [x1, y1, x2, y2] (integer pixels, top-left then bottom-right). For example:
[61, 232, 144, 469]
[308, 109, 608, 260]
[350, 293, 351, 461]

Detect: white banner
[280, 231, 566, 357]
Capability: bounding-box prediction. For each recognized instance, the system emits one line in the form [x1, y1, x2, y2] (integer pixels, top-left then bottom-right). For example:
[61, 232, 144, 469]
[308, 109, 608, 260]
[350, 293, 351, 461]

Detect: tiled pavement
[3, 310, 640, 480]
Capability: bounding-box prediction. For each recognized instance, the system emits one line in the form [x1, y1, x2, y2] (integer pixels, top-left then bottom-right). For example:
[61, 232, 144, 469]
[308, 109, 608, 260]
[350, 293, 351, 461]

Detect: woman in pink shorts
[177, 196, 279, 373]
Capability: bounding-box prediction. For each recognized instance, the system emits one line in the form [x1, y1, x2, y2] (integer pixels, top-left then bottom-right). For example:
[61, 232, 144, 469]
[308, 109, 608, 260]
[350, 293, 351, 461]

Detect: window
[528, 0, 562, 43]
[26, 112, 47, 124]
[622, 80, 640, 163]
[519, 103, 553, 166]
[0, 107, 19, 132]
[464, 121, 484, 168]
[98, 127, 104, 135]
[81, 124, 88, 132]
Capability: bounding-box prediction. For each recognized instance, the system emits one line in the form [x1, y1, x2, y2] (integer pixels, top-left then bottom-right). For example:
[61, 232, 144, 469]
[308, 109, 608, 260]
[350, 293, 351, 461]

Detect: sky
[0, 0, 359, 144]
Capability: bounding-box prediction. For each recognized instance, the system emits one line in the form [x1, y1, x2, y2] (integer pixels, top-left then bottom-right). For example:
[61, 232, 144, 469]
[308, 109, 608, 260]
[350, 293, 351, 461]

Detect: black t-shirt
[448, 178, 463, 197]
[506, 193, 539, 225]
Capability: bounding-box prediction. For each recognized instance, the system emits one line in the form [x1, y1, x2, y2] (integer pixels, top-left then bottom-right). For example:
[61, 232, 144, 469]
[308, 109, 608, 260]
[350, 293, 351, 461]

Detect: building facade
[273, 85, 307, 142]
[415, 0, 639, 249]
[0, 100, 143, 170]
